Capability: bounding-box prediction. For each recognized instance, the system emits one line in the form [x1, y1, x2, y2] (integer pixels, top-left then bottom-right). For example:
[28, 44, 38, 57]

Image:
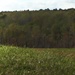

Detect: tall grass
[0, 46, 75, 75]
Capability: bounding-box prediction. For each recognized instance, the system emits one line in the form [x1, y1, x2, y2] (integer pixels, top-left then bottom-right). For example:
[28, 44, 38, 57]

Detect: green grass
[0, 46, 75, 75]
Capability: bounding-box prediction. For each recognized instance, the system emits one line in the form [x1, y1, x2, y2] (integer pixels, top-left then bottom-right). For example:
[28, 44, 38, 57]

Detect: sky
[0, 0, 75, 11]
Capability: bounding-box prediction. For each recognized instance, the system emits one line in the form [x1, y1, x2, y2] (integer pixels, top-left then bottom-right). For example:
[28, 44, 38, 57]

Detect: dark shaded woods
[0, 8, 75, 48]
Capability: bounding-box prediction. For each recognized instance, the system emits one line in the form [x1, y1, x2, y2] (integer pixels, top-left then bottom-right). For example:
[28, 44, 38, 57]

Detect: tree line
[0, 8, 75, 47]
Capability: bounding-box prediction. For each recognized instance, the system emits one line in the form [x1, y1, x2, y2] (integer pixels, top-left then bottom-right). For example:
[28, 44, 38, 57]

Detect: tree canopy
[0, 8, 75, 48]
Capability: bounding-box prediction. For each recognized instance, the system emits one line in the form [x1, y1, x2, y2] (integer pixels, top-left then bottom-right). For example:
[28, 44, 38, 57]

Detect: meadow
[0, 46, 75, 75]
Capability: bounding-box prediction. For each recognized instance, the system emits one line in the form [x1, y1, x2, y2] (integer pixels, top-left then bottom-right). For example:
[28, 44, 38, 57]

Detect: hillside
[0, 9, 75, 47]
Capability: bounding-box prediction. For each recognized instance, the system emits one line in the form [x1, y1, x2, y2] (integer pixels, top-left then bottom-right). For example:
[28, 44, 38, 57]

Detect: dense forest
[0, 8, 75, 48]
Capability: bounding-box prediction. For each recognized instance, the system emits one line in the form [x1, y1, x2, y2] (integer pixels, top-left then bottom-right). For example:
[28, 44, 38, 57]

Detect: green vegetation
[0, 46, 75, 75]
[0, 8, 75, 47]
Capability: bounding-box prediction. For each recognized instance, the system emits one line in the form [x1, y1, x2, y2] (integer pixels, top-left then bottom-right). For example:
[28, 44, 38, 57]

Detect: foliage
[0, 9, 75, 47]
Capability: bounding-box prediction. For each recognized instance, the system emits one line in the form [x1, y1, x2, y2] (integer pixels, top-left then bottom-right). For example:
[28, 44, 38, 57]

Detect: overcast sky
[0, 0, 75, 11]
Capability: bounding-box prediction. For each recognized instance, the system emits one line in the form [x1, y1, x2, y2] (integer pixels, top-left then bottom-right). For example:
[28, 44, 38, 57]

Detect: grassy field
[0, 46, 75, 75]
